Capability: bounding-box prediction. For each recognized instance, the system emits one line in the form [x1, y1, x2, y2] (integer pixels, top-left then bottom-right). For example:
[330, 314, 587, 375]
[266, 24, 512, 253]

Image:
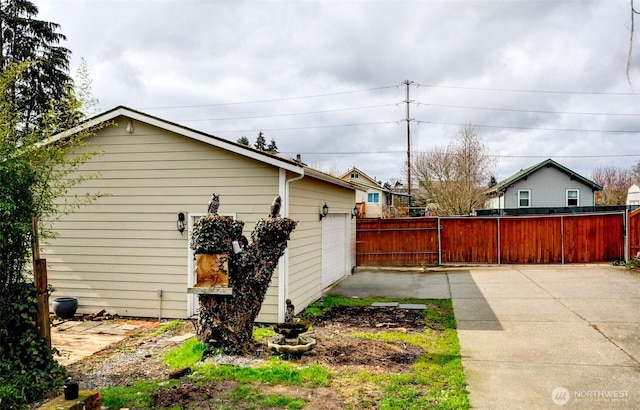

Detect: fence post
[625, 208, 629, 262]
[32, 216, 51, 348]
[561, 215, 565, 264]
[437, 217, 442, 265]
[497, 217, 501, 265]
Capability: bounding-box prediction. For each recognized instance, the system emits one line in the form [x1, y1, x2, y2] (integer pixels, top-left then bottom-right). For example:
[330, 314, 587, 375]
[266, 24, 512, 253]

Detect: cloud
[34, 0, 640, 184]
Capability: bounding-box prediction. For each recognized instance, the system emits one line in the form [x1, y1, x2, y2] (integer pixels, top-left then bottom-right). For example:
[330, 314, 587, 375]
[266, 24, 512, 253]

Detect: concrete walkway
[51, 319, 157, 366]
[328, 265, 640, 409]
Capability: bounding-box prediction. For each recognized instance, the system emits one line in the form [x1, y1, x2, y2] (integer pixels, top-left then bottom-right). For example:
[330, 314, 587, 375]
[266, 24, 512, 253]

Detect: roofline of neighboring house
[346, 179, 411, 197]
[487, 158, 603, 195]
[339, 166, 381, 187]
[304, 167, 357, 190]
[49, 105, 307, 175]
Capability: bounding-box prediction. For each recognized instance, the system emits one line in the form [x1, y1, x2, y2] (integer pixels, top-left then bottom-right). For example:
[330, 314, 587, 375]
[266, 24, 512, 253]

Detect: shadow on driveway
[326, 269, 502, 331]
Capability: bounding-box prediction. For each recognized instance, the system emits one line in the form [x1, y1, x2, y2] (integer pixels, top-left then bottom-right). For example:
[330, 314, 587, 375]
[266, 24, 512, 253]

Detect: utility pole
[402, 80, 415, 209]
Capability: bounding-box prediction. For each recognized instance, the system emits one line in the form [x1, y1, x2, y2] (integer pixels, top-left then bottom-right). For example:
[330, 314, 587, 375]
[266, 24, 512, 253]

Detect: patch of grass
[192, 359, 330, 387]
[152, 319, 184, 336]
[309, 295, 469, 409]
[163, 337, 208, 369]
[101, 380, 180, 409]
[253, 325, 277, 342]
[300, 295, 441, 318]
[225, 385, 306, 410]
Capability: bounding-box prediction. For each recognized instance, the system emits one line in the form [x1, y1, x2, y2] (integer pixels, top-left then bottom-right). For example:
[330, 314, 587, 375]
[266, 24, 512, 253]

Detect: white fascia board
[304, 167, 356, 190]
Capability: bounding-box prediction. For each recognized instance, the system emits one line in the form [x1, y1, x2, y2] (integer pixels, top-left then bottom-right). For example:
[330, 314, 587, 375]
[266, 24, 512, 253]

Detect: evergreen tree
[0, 0, 73, 137]
[237, 136, 249, 146]
[266, 138, 278, 154]
[254, 131, 266, 151]
[0, 62, 104, 407]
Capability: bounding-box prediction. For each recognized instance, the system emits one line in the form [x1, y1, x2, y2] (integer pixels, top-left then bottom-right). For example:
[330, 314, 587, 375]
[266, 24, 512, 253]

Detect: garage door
[322, 214, 350, 288]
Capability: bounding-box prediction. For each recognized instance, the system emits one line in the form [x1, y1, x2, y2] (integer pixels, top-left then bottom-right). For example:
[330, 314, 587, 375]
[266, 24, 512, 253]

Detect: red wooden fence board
[629, 209, 640, 258]
[356, 212, 626, 266]
[499, 217, 562, 264]
[356, 217, 438, 266]
[440, 218, 498, 264]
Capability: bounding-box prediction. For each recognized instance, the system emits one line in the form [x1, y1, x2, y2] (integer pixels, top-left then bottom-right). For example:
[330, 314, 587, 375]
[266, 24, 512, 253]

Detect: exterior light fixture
[177, 212, 185, 235]
[352, 205, 359, 219]
[319, 203, 329, 221]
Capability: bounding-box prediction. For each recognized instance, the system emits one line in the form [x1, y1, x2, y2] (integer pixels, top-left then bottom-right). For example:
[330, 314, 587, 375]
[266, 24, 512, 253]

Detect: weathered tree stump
[190, 215, 296, 355]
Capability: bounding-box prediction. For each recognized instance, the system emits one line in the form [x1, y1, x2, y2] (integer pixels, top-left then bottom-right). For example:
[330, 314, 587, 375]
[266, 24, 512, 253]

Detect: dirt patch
[68, 305, 431, 408]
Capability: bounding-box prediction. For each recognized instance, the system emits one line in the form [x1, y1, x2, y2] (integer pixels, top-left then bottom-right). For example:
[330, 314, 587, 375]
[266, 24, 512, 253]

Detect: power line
[210, 121, 395, 134]
[206, 118, 640, 134]
[280, 150, 640, 159]
[417, 120, 640, 133]
[416, 102, 640, 117]
[107, 82, 639, 113]
[291, 150, 640, 158]
[134, 84, 398, 110]
[178, 103, 395, 122]
[413, 82, 640, 96]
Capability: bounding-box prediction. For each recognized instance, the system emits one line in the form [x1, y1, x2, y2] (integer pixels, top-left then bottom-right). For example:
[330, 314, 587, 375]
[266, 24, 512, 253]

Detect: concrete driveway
[327, 265, 640, 409]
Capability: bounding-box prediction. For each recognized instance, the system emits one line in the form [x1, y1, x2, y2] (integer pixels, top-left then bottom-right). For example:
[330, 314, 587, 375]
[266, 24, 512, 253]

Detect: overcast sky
[35, 0, 640, 184]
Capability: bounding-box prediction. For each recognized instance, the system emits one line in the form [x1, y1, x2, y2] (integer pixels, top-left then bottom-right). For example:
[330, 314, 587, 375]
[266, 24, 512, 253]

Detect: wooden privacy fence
[356, 212, 626, 266]
[628, 208, 640, 258]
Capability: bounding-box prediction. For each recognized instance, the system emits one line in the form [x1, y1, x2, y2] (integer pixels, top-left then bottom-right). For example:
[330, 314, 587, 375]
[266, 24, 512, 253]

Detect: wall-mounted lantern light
[177, 212, 185, 235]
[352, 205, 359, 219]
[319, 203, 329, 221]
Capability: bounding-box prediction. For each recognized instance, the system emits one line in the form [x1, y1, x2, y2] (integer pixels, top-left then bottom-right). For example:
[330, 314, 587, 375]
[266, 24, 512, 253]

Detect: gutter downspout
[277, 169, 305, 323]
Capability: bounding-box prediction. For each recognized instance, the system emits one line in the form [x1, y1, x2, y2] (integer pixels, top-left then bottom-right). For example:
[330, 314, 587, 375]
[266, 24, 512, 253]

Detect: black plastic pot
[52, 297, 78, 319]
[64, 377, 79, 400]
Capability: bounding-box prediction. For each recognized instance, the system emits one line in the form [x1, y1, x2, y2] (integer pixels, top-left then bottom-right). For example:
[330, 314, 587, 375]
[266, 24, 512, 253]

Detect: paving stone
[167, 333, 196, 343]
[83, 324, 125, 335]
[116, 323, 141, 331]
[71, 321, 102, 331]
[55, 321, 83, 331]
[371, 302, 399, 307]
[96, 326, 127, 336]
[398, 303, 427, 310]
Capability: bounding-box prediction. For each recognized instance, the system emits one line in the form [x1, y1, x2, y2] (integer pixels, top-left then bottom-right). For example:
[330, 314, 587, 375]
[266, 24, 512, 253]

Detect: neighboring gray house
[486, 159, 602, 210]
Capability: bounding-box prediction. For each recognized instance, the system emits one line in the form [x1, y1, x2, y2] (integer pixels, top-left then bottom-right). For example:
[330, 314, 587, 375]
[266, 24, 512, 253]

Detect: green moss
[163, 337, 208, 369]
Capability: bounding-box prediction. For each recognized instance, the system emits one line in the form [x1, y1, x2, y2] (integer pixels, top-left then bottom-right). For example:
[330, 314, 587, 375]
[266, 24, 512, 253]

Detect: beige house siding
[362, 187, 387, 218]
[46, 117, 282, 321]
[286, 176, 356, 315]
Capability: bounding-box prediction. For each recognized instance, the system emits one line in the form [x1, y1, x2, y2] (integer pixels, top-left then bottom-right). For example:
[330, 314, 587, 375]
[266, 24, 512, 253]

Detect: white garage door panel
[322, 214, 349, 288]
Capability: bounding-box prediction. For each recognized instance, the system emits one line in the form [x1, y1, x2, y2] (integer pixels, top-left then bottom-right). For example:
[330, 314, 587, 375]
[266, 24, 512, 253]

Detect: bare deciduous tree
[590, 166, 632, 205]
[412, 124, 494, 215]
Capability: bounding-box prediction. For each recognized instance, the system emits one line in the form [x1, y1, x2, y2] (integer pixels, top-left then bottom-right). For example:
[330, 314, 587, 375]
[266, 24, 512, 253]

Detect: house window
[518, 190, 531, 208]
[367, 193, 379, 203]
[351, 173, 358, 179]
[567, 189, 579, 207]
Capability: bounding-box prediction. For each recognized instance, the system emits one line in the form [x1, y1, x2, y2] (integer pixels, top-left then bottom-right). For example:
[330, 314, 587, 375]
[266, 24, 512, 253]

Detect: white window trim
[367, 192, 380, 203]
[517, 189, 531, 208]
[566, 189, 579, 207]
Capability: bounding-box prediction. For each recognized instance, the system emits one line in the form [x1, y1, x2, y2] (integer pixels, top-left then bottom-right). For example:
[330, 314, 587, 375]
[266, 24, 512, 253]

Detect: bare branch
[411, 124, 494, 215]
